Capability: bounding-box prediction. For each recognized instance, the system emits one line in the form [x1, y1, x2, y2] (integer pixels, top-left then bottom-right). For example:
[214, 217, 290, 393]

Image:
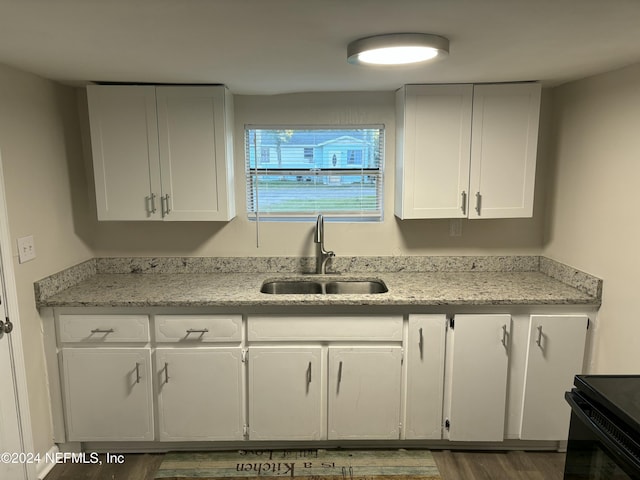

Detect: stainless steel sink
[324, 280, 388, 294]
[260, 278, 388, 295]
[259, 280, 324, 295]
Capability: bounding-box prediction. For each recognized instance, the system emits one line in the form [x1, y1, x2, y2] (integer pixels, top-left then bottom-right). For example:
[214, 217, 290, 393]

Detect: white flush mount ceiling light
[347, 33, 449, 66]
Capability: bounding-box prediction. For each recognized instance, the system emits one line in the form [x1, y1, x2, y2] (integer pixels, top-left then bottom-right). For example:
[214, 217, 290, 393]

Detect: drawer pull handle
[90, 328, 114, 334]
[135, 362, 141, 384]
[164, 362, 169, 384]
[186, 328, 209, 334]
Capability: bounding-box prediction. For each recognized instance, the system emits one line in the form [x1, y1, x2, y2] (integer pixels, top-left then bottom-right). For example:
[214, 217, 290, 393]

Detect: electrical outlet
[17, 235, 36, 263]
[449, 219, 463, 237]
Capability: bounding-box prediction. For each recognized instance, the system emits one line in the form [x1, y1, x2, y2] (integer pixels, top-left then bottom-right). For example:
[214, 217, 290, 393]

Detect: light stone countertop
[35, 269, 600, 308]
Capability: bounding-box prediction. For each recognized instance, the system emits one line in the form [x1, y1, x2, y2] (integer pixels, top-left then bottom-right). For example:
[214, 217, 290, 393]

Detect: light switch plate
[17, 235, 36, 263]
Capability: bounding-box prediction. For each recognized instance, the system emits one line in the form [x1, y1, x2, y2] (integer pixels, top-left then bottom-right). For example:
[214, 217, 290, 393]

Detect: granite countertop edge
[34, 257, 603, 309]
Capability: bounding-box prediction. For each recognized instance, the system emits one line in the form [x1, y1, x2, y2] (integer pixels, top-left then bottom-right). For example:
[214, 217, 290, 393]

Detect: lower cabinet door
[61, 348, 154, 441]
[156, 348, 244, 441]
[328, 346, 402, 440]
[248, 346, 324, 440]
[405, 315, 447, 439]
[519, 315, 588, 440]
[445, 314, 511, 441]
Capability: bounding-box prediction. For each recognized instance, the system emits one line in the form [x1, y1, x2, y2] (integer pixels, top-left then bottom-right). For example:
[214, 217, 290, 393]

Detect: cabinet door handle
[419, 327, 424, 359]
[146, 193, 157, 215]
[306, 362, 312, 385]
[90, 328, 114, 334]
[161, 194, 171, 217]
[501, 324, 508, 348]
[461, 191, 467, 215]
[536, 325, 543, 347]
[164, 362, 169, 384]
[337, 361, 343, 388]
[475, 192, 482, 215]
[135, 362, 141, 384]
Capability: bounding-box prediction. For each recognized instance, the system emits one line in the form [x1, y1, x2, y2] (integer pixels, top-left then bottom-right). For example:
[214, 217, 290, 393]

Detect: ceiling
[2, 0, 640, 95]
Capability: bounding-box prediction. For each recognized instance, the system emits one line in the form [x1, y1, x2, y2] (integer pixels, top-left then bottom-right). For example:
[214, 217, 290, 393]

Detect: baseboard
[36, 445, 59, 480]
[78, 438, 563, 453]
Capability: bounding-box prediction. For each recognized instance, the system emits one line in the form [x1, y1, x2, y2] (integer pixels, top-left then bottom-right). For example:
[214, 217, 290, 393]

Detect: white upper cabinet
[395, 82, 541, 219]
[395, 85, 473, 219]
[87, 85, 235, 221]
[468, 84, 541, 218]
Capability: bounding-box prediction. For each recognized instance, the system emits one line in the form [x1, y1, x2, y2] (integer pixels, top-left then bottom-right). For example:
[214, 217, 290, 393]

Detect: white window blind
[245, 126, 384, 221]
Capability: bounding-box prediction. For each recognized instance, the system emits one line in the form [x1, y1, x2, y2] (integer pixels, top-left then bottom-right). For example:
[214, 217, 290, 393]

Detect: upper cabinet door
[87, 85, 161, 220]
[395, 85, 473, 219]
[156, 87, 235, 221]
[468, 83, 541, 219]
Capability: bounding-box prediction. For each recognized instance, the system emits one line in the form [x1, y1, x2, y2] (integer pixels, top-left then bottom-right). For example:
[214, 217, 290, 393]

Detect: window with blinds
[245, 126, 384, 221]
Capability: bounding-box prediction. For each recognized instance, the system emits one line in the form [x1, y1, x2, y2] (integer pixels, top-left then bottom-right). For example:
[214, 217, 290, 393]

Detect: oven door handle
[566, 391, 640, 473]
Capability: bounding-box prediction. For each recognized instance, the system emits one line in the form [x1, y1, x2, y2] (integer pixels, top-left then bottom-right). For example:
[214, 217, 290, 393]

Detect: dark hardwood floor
[44, 450, 566, 480]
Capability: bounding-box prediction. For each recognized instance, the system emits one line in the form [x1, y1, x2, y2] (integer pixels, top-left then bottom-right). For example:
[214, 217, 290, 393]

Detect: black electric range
[564, 375, 640, 479]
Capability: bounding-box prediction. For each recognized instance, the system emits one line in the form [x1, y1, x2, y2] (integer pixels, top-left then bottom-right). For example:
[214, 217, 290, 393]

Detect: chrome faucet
[314, 214, 335, 274]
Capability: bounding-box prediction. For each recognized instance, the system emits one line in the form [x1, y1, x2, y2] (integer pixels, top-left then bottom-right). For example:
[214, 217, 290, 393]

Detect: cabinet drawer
[58, 315, 149, 343]
[155, 315, 242, 343]
[247, 315, 403, 341]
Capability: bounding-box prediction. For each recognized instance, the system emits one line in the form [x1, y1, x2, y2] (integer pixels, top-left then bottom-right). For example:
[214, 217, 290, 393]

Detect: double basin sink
[260, 278, 388, 295]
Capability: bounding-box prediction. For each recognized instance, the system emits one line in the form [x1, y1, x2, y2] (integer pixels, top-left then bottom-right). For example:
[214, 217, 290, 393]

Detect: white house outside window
[245, 126, 384, 221]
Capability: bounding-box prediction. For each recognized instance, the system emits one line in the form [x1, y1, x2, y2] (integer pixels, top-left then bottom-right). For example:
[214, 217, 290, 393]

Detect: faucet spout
[314, 214, 324, 244]
[314, 214, 335, 274]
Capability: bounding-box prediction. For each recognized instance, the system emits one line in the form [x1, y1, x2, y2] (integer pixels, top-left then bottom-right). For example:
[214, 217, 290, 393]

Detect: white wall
[544, 63, 640, 373]
[87, 91, 548, 258]
[0, 63, 93, 458]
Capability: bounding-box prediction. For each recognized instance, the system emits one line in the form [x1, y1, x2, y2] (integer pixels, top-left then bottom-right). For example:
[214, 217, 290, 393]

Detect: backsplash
[93, 255, 540, 275]
[34, 255, 602, 304]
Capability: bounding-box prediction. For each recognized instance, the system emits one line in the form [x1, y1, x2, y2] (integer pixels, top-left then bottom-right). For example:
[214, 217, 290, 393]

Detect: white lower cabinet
[444, 314, 511, 441]
[248, 346, 324, 440]
[328, 346, 403, 440]
[52, 310, 591, 447]
[404, 315, 448, 440]
[156, 348, 244, 441]
[519, 315, 588, 440]
[61, 348, 154, 441]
